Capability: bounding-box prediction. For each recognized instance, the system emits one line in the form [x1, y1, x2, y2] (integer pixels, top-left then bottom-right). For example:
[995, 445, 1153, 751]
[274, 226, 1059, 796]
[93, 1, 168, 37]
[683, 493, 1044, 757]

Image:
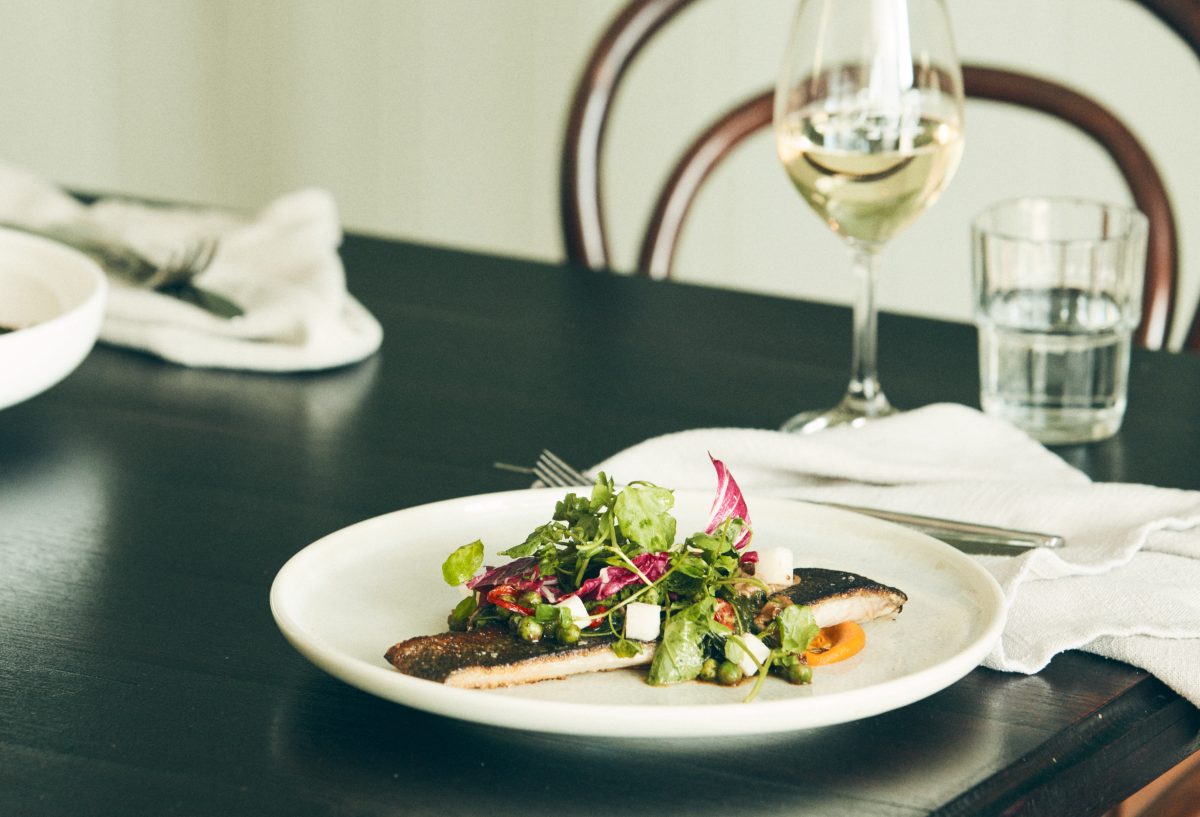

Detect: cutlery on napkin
[583, 404, 1200, 708]
[501, 450, 1065, 555]
[0, 163, 382, 372]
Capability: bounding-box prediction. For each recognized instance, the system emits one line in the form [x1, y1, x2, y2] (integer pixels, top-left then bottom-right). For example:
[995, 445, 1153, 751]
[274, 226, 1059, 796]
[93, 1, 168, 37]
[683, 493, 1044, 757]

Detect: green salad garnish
[441, 461, 826, 701]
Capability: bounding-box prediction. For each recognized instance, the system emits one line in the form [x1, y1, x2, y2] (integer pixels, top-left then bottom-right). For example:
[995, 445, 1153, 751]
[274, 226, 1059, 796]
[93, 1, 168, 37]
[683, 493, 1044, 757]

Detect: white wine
[777, 108, 963, 245]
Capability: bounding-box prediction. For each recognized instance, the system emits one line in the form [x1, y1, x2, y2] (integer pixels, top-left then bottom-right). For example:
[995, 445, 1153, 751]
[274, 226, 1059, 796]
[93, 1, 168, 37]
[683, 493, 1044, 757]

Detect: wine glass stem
[845, 243, 891, 414]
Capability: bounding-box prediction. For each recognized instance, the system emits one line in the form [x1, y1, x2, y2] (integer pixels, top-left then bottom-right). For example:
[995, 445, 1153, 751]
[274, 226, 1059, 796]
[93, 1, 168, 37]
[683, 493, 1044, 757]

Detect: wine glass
[774, 0, 965, 433]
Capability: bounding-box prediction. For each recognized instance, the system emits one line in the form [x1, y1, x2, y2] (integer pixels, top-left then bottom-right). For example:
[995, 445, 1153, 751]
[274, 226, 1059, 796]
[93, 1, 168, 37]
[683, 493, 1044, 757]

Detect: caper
[716, 660, 744, 686]
[557, 622, 582, 645]
[517, 617, 543, 643]
[517, 590, 541, 608]
[698, 658, 718, 682]
[508, 613, 524, 632]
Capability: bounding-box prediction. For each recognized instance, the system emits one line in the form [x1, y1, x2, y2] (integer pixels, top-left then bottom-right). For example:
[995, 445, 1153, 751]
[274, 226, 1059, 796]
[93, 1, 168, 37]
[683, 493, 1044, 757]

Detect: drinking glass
[972, 197, 1147, 444]
[774, 0, 965, 432]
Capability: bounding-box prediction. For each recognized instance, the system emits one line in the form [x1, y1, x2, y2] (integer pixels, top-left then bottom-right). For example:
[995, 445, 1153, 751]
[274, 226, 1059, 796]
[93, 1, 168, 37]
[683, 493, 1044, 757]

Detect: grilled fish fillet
[385, 629, 655, 688]
[386, 568, 905, 688]
[753, 567, 908, 631]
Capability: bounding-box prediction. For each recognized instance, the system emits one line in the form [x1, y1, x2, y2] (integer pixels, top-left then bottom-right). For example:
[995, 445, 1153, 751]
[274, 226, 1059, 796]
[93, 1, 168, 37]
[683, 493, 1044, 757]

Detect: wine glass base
[780, 395, 898, 434]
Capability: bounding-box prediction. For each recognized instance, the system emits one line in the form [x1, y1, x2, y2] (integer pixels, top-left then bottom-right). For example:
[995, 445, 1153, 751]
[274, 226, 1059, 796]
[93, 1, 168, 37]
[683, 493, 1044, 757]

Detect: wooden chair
[561, 0, 1198, 351]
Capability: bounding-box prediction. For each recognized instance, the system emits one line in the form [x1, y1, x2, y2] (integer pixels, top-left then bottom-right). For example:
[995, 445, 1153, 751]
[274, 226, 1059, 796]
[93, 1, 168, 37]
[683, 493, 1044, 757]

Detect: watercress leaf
[447, 595, 477, 630]
[673, 553, 711, 579]
[663, 571, 703, 598]
[777, 604, 820, 654]
[712, 554, 740, 575]
[723, 518, 748, 549]
[442, 540, 484, 586]
[647, 613, 707, 685]
[685, 531, 724, 558]
[553, 493, 593, 527]
[590, 472, 614, 511]
[500, 521, 565, 558]
[592, 511, 615, 548]
[534, 604, 572, 628]
[685, 596, 734, 637]
[612, 637, 643, 659]
[614, 484, 676, 552]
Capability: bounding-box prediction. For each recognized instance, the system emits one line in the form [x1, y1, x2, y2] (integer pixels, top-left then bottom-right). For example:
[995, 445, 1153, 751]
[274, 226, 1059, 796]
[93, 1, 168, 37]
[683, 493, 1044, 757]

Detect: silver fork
[1, 223, 239, 318]
[532, 449, 591, 488]
[141, 237, 220, 290]
[144, 237, 241, 318]
[506, 449, 1065, 554]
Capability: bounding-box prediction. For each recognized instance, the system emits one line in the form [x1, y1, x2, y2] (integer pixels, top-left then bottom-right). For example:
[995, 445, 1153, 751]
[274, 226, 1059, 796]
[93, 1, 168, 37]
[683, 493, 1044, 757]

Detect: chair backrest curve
[562, 0, 1194, 351]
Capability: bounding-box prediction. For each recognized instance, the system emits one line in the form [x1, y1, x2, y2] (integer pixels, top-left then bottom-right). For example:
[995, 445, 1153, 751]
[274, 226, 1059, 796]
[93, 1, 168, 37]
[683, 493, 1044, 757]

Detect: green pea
[716, 660, 744, 686]
[557, 622, 582, 646]
[698, 658, 718, 682]
[518, 617, 543, 643]
[782, 659, 812, 685]
[517, 590, 541, 608]
[508, 614, 524, 632]
[773, 653, 813, 685]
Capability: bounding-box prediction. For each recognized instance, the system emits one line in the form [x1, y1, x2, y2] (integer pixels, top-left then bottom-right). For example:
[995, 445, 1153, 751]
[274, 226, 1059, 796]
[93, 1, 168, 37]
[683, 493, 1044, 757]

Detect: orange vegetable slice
[803, 621, 866, 666]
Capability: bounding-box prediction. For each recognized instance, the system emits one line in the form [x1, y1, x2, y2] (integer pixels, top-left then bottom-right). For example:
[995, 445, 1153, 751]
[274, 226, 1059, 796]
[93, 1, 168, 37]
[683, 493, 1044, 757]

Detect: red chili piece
[588, 604, 607, 629]
[486, 585, 533, 616]
[713, 598, 737, 630]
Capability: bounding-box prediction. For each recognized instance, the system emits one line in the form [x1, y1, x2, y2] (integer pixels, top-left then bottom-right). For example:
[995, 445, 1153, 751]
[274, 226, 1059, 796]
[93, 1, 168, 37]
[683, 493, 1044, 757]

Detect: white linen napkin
[0, 164, 382, 372]
[587, 404, 1200, 707]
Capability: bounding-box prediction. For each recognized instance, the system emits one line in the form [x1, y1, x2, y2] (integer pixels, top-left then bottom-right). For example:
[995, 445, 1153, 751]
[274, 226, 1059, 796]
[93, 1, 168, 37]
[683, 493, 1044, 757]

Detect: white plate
[271, 488, 1005, 737]
[0, 227, 107, 410]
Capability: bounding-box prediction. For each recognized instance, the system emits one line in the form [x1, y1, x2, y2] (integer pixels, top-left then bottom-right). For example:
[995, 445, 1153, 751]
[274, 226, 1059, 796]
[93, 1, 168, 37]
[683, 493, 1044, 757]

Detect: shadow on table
[265, 671, 1027, 816]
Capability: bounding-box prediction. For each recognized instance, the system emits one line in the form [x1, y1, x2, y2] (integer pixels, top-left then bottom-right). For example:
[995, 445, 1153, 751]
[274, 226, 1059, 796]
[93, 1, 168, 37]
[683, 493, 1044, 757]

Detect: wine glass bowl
[774, 0, 964, 432]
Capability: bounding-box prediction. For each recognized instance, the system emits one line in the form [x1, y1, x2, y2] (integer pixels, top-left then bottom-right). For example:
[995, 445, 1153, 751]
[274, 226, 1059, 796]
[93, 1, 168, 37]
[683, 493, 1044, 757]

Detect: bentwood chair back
[560, 0, 1199, 351]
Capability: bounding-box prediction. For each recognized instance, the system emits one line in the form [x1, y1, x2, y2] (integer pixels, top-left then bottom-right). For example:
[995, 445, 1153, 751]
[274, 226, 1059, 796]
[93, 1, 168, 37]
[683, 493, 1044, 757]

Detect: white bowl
[0, 227, 107, 410]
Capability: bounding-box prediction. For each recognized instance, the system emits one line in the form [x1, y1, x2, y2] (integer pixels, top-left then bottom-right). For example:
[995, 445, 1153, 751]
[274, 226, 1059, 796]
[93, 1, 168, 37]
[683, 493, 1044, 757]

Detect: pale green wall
[0, 0, 1195, 347]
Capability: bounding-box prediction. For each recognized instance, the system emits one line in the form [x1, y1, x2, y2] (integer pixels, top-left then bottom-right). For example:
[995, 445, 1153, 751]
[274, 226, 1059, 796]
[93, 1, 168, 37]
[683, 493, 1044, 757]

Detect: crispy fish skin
[753, 567, 908, 632]
[385, 628, 654, 688]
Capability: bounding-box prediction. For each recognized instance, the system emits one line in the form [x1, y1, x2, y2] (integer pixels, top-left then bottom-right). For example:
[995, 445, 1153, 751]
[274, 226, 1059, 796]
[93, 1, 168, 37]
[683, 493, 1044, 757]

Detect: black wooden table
[2, 237, 1198, 816]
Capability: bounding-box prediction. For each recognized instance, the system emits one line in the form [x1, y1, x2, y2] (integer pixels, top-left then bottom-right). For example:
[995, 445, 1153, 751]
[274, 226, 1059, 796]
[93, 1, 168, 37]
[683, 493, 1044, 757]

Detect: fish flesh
[753, 567, 908, 632]
[385, 629, 655, 688]
[386, 567, 905, 688]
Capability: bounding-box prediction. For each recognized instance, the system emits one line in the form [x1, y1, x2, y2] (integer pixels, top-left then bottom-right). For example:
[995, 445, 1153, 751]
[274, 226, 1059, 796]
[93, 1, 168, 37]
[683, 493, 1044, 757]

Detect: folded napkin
[0, 163, 382, 372]
[588, 404, 1200, 707]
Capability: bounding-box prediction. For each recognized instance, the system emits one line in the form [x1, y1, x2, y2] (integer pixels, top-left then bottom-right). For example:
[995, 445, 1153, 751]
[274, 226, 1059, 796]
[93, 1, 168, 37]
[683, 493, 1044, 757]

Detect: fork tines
[534, 449, 591, 488]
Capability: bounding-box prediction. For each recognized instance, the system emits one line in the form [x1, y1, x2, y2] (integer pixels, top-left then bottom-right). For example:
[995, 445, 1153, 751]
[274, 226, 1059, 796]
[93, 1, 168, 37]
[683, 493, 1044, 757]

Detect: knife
[812, 501, 1065, 555]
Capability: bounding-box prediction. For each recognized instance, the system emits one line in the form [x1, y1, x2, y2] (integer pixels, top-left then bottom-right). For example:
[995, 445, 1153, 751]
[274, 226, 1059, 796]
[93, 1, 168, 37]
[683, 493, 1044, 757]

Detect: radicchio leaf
[464, 556, 532, 590]
[575, 551, 671, 601]
[705, 454, 752, 550]
[465, 555, 561, 601]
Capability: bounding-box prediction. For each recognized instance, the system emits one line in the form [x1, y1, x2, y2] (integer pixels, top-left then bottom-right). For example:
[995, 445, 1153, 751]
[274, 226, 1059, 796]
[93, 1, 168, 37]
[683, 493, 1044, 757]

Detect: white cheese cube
[756, 546, 794, 586]
[554, 595, 593, 628]
[725, 632, 772, 676]
[624, 602, 661, 641]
